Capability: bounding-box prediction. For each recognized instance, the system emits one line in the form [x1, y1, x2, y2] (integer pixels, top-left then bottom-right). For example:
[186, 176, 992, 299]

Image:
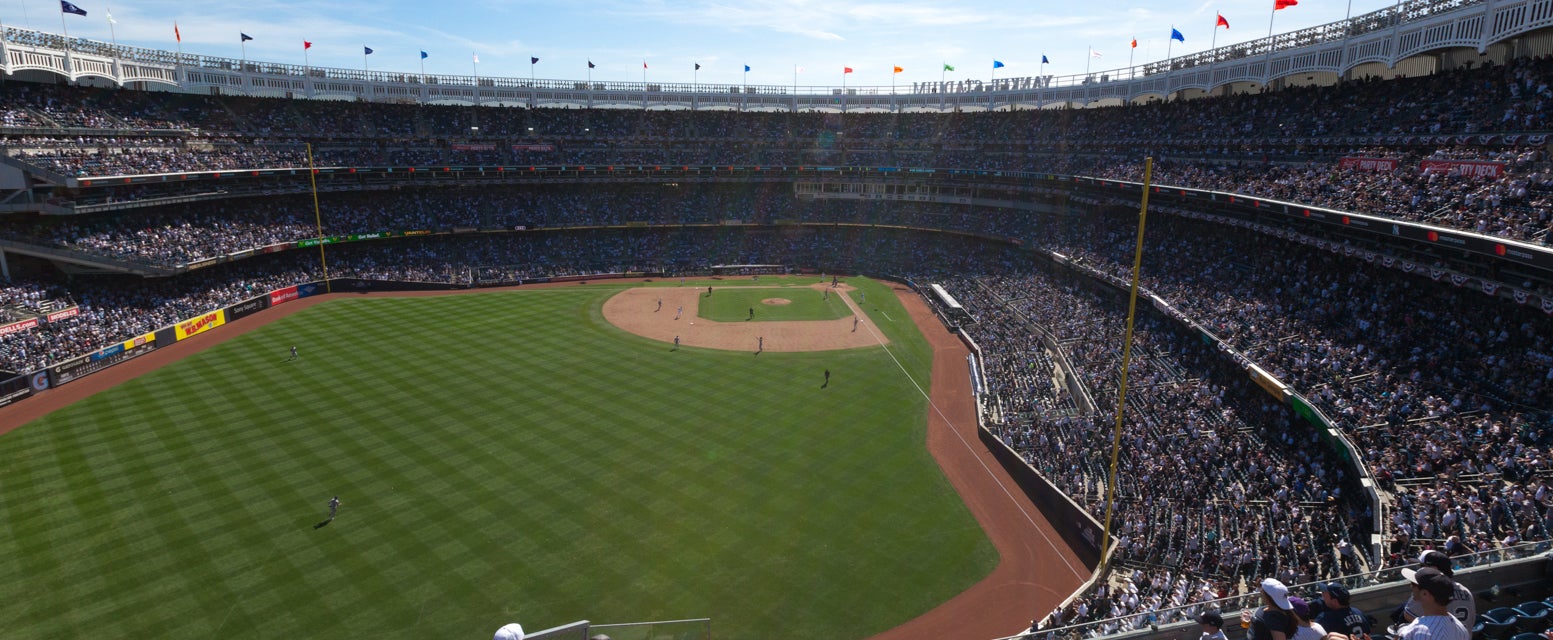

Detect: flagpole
[364, 47, 369, 73]
[105, 2, 120, 85]
[473, 53, 479, 106]
[1212, 14, 1221, 58]
[1038, 57, 1045, 110]
[940, 63, 946, 111]
[1338, 0, 1354, 78]
[1128, 39, 1135, 75]
[1265, 6, 1277, 88]
[60, 7, 75, 84]
[1165, 30, 1174, 100]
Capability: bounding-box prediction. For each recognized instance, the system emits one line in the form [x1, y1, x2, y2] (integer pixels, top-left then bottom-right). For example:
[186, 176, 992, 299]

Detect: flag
[695, 63, 701, 70]
[744, 64, 750, 72]
[1171, 28, 1185, 42]
[796, 66, 804, 73]
[242, 33, 254, 42]
[992, 60, 1005, 69]
[60, 1, 86, 17]
[106, 12, 116, 25]
[175, 23, 182, 42]
[1041, 55, 1049, 64]
[1131, 38, 1138, 49]
[643, 61, 648, 69]
[893, 65, 903, 73]
[531, 57, 539, 64]
[304, 41, 313, 50]
[1091, 50, 1103, 58]
[1217, 14, 1230, 29]
[844, 67, 853, 73]
[364, 46, 374, 55]
[943, 63, 954, 71]
[1275, 0, 1296, 9]
[473, 53, 479, 63]
[588, 60, 595, 69]
[420, 50, 428, 59]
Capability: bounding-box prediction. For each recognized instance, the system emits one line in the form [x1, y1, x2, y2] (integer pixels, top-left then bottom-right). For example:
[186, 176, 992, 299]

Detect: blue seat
[1509, 633, 1544, 640]
[1480, 608, 1521, 640]
[1513, 601, 1553, 630]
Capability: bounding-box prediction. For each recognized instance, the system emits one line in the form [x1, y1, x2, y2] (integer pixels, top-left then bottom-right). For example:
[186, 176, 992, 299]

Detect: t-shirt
[1251, 608, 1295, 640]
[1403, 582, 1476, 627]
[1315, 606, 1373, 637]
[1399, 614, 1470, 640]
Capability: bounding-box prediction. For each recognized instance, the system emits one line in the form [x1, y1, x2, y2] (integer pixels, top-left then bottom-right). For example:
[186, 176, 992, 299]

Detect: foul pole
[306, 143, 332, 293]
[1097, 156, 1153, 577]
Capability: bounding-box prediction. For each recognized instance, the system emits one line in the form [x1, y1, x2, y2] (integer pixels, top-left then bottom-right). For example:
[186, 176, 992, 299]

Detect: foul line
[859, 298, 1085, 581]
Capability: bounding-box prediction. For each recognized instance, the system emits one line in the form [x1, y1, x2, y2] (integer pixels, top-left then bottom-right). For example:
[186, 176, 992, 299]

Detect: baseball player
[327, 495, 341, 520]
[656, 298, 662, 312]
[289, 345, 299, 360]
[758, 336, 764, 351]
[674, 335, 680, 350]
[853, 316, 859, 332]
[675, 305, 683, 320]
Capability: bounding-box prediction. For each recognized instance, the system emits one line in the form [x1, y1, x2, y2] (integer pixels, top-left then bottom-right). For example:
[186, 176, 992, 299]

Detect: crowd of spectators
[5, 55, 1553, 241]
[939, 269, 1367, 631]
[0, 187, 1024, 267]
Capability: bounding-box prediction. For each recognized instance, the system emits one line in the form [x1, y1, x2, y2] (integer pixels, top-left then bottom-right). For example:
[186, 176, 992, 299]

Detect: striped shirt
[1398, 614, 1470, 640]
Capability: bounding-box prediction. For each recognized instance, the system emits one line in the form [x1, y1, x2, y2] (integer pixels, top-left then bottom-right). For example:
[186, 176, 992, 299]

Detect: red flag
[174, 23, 181, 43]
[1217, 14, 1230, 28]
[303, 40, 313, 50]
[1274, 0, 1296, 9]
[843, 67, 853, 74]
[643, 61, 648, 69]
[1130, 38, 1137, 49]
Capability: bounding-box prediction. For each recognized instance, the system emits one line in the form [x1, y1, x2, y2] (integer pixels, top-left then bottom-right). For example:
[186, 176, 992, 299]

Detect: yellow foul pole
[1098, 156, 1153, 576]
[306, 143, 332, 293]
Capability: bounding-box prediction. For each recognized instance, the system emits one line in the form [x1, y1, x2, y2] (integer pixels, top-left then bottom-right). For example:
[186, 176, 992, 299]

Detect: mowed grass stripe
[0, 281, 995, 640]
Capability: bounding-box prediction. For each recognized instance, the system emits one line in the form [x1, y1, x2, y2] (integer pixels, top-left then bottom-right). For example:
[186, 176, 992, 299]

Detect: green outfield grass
[696, 286, 852, 323]
[0, 277, 996, 640]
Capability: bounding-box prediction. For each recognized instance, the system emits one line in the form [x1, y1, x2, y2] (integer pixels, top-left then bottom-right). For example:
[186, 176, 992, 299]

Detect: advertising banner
[175, 310, 227, 341]
[0, 318, 39, 336]
[1419, 160, 1505, 178]
[51, 332, 158, 386]
[452, 143, 497, 151]
[45, 307, 80, 323]
[1338, 157, 1398, 171]
[269, 285, 301, 307]
[225, 295, 270, 322]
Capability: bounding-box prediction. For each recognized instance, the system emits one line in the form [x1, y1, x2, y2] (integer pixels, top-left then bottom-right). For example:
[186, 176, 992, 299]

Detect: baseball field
[0, 276, 1001, 639]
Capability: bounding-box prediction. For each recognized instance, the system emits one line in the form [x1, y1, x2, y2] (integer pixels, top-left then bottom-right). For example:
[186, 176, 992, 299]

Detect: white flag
[473, 53, 480, 64]
[1091, 50, 1103, 58]
[106, 12, 117, 24]
[796, 66, 805, 73]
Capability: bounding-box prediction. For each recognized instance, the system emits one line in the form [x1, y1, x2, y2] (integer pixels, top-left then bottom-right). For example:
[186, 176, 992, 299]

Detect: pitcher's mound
[761, 298, 792, 306]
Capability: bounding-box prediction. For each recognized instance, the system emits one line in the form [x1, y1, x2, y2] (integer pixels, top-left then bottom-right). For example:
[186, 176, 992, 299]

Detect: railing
[996, 541, 1552, 640]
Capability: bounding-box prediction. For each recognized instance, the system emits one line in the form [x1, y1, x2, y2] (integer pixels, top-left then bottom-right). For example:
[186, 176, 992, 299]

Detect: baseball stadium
[3, 1, 1553, 639]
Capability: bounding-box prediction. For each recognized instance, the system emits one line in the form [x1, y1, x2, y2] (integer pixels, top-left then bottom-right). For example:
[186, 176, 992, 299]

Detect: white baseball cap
[1261, 578, 1292, 609]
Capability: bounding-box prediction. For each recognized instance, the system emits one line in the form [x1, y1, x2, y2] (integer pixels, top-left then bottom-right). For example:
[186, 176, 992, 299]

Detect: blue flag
[695, 63, 701, 70]
[241, 33, 254, 42]
[364, 46, 374, 55]
[531, 57, 539, 64]
[744, 64, 751, 72]
[1171, 28, 1185, 42]
[588, 60, 595, 69]
[992, 60, 1005, 69]
[60, 1, 86, 16]
[1042, 55, 1050, 64]
[420, 51, 428, 59]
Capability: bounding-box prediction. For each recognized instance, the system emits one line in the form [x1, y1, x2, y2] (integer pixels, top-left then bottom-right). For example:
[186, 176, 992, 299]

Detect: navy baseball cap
[1324, 583, 1351, 606]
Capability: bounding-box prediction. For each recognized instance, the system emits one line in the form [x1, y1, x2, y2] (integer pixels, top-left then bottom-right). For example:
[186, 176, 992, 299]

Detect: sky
[5, 0, 1403, 88]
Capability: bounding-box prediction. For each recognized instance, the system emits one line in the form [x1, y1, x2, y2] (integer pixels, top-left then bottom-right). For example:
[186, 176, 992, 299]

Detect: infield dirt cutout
[601, 282, 887, 352]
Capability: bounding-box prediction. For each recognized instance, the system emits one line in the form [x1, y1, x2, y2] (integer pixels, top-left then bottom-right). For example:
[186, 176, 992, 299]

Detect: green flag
[943, 63, 955, 71]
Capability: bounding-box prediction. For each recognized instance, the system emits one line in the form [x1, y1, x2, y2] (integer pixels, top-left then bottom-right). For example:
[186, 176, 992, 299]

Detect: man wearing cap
[1247, 578, 1297, 640]
[1199, 611, 1228, 640]
[1400, 551, 1476, 626]
[1314, 583, 1372, 638]
[1397, 567, 1470, 640]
